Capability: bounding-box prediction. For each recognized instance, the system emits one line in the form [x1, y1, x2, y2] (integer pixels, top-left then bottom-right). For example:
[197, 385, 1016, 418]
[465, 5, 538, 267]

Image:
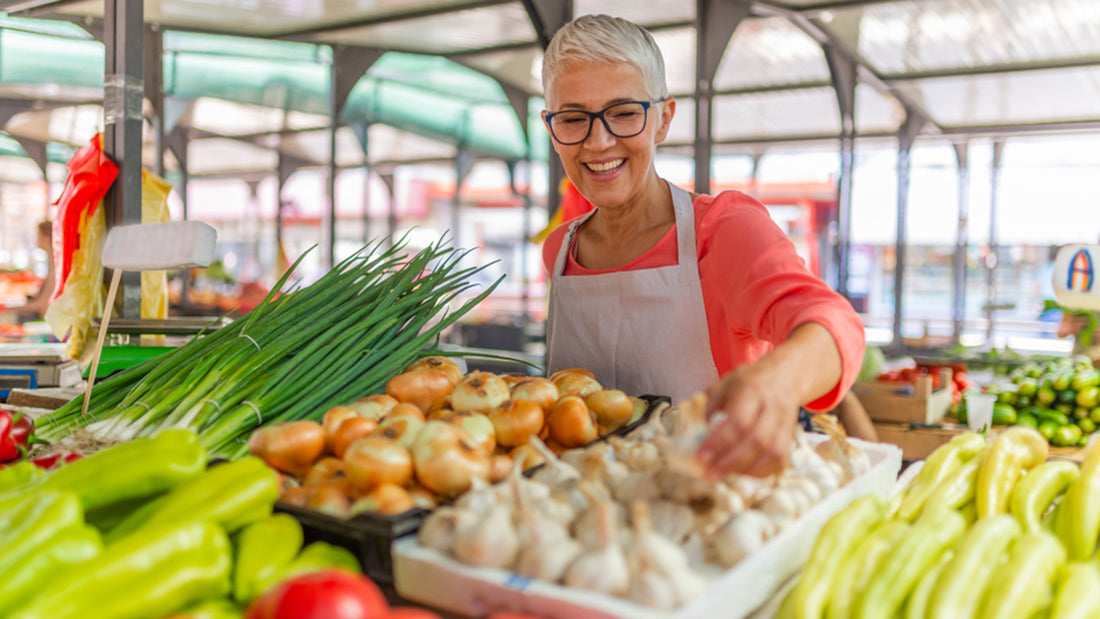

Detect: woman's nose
[583, 117, 616, 149]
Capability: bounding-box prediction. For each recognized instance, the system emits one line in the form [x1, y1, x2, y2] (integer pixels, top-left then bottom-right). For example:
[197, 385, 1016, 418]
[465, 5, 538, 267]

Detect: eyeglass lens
[550, 102, 648, 144]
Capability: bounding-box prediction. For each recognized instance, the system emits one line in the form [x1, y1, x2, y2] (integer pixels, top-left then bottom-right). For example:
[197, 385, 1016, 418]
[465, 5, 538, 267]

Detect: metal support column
[693, 0, 749, 195]
[985, 141, 1006, 342]
[276, 153, 307, 269]
[952, 142, 970, 344]
[327, 46, 382, 268]
[379, 173, 397, 247]
[351, 122, 372, 243]
[103, 0, 144, 318]
[822, 45, 857, 295]
[893, 111, 924, 349]
[144, 25, 165, 178]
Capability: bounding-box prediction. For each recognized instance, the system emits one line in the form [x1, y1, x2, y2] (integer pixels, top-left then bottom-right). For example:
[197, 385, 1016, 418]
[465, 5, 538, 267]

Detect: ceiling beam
[270, 0, 512, 40]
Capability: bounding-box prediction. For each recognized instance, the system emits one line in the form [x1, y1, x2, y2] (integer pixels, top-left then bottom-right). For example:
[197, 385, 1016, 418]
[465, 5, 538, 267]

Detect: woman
[540, 15, 866, 478]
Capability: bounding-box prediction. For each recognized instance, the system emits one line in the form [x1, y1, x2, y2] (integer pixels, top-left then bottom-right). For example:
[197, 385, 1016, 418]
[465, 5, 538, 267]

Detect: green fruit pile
[955, 355, 1100, 448]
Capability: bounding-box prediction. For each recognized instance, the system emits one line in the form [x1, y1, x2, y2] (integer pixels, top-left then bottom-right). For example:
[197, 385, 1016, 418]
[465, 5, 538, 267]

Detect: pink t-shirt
[542, 190, 865, 411]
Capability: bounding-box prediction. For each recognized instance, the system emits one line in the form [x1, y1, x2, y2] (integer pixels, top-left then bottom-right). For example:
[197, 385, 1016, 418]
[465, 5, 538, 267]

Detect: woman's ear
[654, 98, 676, 144]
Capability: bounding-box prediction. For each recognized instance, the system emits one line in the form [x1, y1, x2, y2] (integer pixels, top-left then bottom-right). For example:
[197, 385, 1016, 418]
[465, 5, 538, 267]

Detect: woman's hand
[695, 322, 849, 479]
[696, 365, 800, 479]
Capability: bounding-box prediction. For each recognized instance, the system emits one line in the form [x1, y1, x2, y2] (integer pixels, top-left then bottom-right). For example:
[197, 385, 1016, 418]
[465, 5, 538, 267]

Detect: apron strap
[552, 209, 597, 277]
[668, 184, 697, 268]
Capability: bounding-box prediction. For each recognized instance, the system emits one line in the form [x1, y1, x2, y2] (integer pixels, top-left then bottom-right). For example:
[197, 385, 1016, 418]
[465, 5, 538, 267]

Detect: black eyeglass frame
[544, 99, 664, 145]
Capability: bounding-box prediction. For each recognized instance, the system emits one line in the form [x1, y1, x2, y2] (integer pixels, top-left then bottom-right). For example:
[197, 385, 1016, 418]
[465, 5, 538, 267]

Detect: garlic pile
[417, 396, 871, 610]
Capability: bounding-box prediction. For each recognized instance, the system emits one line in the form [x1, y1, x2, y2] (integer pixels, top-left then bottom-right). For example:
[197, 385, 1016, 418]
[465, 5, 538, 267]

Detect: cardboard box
[852, 368, 953, 424]
[873, 422, 970, 460]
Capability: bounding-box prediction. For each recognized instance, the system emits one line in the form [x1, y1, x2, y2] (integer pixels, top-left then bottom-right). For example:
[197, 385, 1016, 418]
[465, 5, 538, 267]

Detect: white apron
[545, 184, 720, 402]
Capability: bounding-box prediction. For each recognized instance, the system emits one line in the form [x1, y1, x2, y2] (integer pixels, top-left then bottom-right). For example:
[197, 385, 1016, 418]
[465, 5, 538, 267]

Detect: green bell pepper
[0, 490, 83, 578]
[1050, 561, 1100, 619]
[854, 506, 967, 619]
[232, 513, 304, 604]
[109, 456, 278, 542]
[980, 531, 1067, 619]
[9, 519, 232, 619]
[4, 429, 206, 512]
[927, 514, 1022, 618]
[0, 523, 101, 610]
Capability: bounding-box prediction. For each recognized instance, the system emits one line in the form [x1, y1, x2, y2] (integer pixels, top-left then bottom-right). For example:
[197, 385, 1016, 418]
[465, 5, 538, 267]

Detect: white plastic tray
[393, 435, 903, 619]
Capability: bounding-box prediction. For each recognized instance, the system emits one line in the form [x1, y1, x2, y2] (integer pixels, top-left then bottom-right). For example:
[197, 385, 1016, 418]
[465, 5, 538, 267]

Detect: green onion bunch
[37, 234, 502, 458]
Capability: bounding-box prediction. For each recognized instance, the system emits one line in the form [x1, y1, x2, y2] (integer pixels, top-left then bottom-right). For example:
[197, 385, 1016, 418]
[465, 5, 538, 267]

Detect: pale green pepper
[0, 523, 101, 610]
[898, 432, 985, 521]
[1010, 459, 1079, 533]
[981, 531, 1067, 619]
[1050, 561, 1100, 619]
[928, 514, 1022, 618]
[232, 513, 303, 604]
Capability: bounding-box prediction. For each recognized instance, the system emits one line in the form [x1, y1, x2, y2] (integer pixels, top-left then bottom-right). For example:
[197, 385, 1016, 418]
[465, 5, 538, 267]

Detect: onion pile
[248, 357, 647, 519]
[418, 397, 872, 610]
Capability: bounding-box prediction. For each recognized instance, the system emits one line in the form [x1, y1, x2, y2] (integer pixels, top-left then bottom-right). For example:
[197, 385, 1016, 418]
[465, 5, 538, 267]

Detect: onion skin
[489, 399, 545, 448]
[547, 395, 599, 447]
[404, 356, 464, 385]
[350, 483, 416, 516]
[407, 484, 439, 510]
[343, 436, 414, 494]
[510, 378, 560, 412]
[552, 372, 603, 398]
[585, 389, 635, 432]
[385, 402, 428, 423]
[386, 369, 456, 414]
[500, 373, 530, 387]
[451, 371, 511, 414]
[346, 394, 399, 421]
[331, 417, 379, 459]
[280, 486, 313, 508]
[411, 421, 491, 496]
[306, 478, 351, 517]
[248, 420, 326, 479]
[436, 410, 497, 455]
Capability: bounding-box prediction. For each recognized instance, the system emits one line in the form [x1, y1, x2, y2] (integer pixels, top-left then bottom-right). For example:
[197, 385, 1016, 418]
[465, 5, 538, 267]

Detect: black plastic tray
[274, 393, 670, 585]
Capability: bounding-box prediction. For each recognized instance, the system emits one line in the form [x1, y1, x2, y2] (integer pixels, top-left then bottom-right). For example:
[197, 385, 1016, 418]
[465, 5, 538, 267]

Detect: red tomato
[384, 609, 443, 619]
[244, 570, 389, 619]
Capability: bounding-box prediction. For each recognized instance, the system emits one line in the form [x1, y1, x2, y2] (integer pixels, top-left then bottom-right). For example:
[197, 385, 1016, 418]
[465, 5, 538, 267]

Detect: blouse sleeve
[699, 192, 866, 411]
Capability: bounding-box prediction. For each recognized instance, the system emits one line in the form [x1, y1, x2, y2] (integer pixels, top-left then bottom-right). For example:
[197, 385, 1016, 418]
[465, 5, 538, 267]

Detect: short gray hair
[542, 14, 668, 103]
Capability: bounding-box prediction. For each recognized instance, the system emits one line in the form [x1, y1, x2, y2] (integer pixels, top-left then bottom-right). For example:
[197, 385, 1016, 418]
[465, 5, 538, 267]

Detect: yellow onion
[343, 436, 413, 494]
[306, 478, 351, 518]
[552, 372, 603, 398]
[302, 456, 346, 487]
[584, 388, 635, 432]
[500, 373, 530, 387]
[490, 454, 514, 483]
[384, 402, 427, 423]
[321, 405, 360, 453]
[405, 356, 464, 386]
[451, 371, 511, 413]
[346, 394, 399, 421]
[331, 417, 379, 459]
[436, 410, 496, 455]
[488, 399, 544, 447]
[509, 444, 546, 472]
[385, 369, 456, 414]
[350, 483, 416, 516]
[411, 421, 491, 496]
[547, 395, 598, 447]
[407, 484, 439, 510]
[370, 413, 425, 450]
[426, 396, 454, 420]
[510, 377, 560, 412]
[549, 367, 596, 381]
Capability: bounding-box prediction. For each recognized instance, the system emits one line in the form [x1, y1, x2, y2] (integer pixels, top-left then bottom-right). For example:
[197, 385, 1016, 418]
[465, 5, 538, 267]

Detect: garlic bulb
[708, 509, 774, 567]
[418, 506, 478, 555]
[527, 436, 581, 488]
[790, 428, 842, 495]
[626, 569, 679, 610]
[813, 413, 872, 482]
[628, 501, 707, 607]
[611, 472, 661, 504]
[647, 500, 696, 543]
[451, 502, 518, 569]
[512, 507, 582, 582]
[563, 497, 630, 596]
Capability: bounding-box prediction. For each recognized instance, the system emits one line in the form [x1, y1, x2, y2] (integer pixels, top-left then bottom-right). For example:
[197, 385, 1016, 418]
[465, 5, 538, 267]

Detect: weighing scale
[0, 343, 82, 398]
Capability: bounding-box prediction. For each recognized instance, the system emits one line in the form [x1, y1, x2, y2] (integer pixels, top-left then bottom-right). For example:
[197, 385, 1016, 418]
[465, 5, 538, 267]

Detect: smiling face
[543, 61, 675, 214]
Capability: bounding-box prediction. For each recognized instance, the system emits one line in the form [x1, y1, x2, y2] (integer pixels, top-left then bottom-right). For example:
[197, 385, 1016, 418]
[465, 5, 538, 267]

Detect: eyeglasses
[545, 100, 662, 145]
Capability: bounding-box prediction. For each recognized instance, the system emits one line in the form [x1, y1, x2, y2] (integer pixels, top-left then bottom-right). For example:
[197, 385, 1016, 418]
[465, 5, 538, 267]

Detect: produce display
[960, 354, 1100, 447]
[780, 426, 1100, 618]
[33, 236, 501, 458]
[249, 359, 650, 519]
[412, 395, 872, 611]
[877, 360, 971, 406]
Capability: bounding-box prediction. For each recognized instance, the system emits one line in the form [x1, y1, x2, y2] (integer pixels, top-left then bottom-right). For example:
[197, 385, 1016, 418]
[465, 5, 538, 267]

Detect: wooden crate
[852, 368, 953, 424]
[873, 422, 969, 460]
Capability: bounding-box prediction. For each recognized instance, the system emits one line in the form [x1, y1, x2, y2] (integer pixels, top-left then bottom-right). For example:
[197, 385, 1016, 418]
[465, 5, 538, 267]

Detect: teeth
[586, 159, 623, 173]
